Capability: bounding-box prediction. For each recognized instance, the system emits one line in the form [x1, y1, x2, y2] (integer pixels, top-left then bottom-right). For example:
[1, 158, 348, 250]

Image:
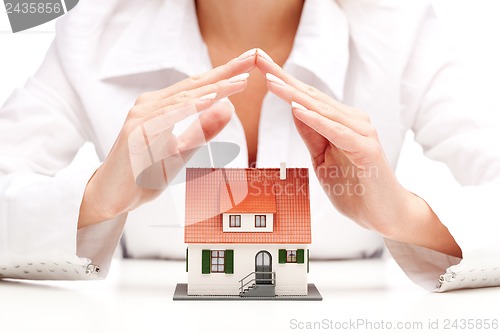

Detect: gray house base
[173, 283, 322, 301]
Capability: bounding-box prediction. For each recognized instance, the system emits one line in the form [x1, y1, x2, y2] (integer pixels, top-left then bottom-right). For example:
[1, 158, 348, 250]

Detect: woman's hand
[78, 51, 258, 229]
[256, 51, 462, 258]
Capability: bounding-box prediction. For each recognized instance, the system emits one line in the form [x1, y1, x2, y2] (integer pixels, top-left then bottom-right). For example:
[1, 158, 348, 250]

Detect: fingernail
[198, 92, 217, 101]
[237, 48, 257, 61]
[228, 73, 250, 83]
[257, 48, 274, 63]
[291, 101, 309, 112]
[266, 73, 286, 86]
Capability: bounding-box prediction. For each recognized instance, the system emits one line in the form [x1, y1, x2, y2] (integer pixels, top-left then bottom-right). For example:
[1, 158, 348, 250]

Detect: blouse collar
[98, 0, 350, 100]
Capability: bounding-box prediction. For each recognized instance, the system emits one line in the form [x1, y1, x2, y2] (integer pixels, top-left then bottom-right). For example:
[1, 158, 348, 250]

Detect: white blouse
[0, 0, 499, 291]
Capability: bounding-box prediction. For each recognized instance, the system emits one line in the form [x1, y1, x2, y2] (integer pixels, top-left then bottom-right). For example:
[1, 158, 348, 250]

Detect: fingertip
[236, 48, 258, 61]
[194, 96, 217, 112]
[232, 49, 258, 72]
[255, 49, 279, 72]
[266, 73, 287, 86]
[198, 92, 217, 101]
[227, 72, 250, 83]
[265, 76, 290, 102]
[256, 48, 274, 64]
[291, 102, 313, 123]
[291, 101, 309, 113]
[264, 80, 281, 96]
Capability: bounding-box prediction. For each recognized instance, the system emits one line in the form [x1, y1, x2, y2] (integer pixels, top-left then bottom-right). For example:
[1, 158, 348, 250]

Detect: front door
[255, 251, 272, 285]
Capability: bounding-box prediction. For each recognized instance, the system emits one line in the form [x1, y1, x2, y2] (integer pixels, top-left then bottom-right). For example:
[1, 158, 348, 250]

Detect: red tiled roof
[219, 182, 276, 214]
[184, 168, 311, 244]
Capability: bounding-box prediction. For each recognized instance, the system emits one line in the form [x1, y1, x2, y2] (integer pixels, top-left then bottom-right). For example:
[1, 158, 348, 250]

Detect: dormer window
[220, 181, 275, 232]
[223, 213, 273, 232]
[255, 215, 266, 228]
[229, 215, 241, 228]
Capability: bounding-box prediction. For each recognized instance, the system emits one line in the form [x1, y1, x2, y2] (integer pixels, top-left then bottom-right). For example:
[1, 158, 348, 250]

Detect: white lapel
[98, 0, 210, 80]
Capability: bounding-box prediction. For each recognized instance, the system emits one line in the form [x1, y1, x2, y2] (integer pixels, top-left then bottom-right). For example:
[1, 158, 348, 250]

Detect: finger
[145, 72, 249, 128]
[291, 103, 369, 155]
[257, 51, 370, 123]
[130, 100, 221, 163]
[137, 72, 249, 117]
[127, 119, 177, 189]
[266, 76, 373, 136]
[141, 97, 216, 136]
[145, 49, 257, 101]
[256, 52, 333, 104]
[256, 50, 342, 107]
[176, 101, 234, 154]
[129, 102, 233, 189]
[291, 112, 330, 164]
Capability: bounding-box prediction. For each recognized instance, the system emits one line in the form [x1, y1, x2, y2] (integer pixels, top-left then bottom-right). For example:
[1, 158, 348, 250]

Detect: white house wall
[187, 244, 308, 296]
[222, 213, 273, 232]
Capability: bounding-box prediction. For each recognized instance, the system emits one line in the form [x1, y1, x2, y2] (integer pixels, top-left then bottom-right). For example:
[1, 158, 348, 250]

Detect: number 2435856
[5, 2, 62, 14]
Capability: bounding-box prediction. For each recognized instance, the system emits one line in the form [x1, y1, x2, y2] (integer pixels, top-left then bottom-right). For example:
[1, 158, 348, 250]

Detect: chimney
[280, 162, 286, 180]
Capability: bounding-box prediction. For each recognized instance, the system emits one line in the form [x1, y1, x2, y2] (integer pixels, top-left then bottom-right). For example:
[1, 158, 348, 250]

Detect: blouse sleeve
[391, 4, 500, 291]
[0, 36, 124, 280]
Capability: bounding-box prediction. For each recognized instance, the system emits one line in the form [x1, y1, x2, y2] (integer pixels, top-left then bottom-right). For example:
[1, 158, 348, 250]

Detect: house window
[211, 250, 225, 273]
[202, 250, 233, 274]
[286, 250, 297, 263]
[255, 215, 266, 228]
[279, 249, 305, 264]
[229, 215, 241, 227]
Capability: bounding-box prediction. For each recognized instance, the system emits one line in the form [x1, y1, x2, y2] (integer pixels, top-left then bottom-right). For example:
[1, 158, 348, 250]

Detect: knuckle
[291, 90, 301, 103]
[128, 106, 143, 119]
[319, 104, 332, 115]
[174, 90, 191, 104]
[209, 82, 220, 93]
[333, 123, 347, 137]
[305, 85, 320, 97]
[135, 92, 151, 105]
[189, 74, 203, 84]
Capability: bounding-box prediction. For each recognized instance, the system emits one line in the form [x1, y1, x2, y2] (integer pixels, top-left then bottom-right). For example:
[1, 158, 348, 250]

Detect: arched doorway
[255, 251, 272, 285]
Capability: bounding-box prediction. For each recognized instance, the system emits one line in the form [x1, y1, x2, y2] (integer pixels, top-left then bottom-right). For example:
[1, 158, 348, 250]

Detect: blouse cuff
[384, 238, 461, 291]
[77, 213, 127, 278]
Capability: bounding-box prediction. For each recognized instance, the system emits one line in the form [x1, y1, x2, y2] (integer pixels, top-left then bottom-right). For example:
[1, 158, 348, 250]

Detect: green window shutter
[225, 250, 234, 274]
[297, 249, 305, 264]
[279, 249, 287, 263]
[307, 249, 310, 273]
[186, 247, 189, 272]
[202, 249, 210, 274]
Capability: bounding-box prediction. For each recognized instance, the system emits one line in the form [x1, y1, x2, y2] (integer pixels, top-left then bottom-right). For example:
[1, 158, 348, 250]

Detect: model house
[184, 164, 311, 297]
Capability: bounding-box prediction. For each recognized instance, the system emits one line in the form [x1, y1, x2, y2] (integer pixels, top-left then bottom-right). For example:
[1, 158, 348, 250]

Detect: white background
[1, 1, 499, 226]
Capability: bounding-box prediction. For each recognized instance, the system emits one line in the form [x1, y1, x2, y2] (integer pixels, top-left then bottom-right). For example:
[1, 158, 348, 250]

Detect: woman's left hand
[255, 50, 462, 257]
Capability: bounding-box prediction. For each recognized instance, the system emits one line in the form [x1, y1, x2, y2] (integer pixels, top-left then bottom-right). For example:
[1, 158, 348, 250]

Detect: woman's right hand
[78, 50, 259, 229]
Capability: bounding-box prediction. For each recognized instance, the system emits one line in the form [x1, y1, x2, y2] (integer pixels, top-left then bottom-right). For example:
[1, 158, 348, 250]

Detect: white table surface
[1, 258, 499, 333]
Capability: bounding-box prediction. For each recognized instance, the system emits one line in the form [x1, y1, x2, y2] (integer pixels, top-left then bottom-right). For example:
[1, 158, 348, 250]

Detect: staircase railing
[239, 271, 276, 293]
